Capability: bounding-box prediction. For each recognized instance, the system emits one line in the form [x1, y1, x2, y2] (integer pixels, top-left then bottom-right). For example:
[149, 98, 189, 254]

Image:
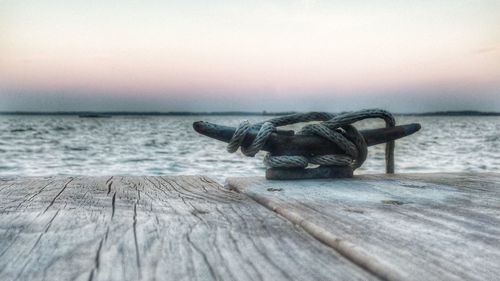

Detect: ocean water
[0, 115, 499, 182]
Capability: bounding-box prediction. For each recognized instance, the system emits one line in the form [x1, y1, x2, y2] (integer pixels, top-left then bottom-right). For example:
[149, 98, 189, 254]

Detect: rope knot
[226, 109, 396, 174]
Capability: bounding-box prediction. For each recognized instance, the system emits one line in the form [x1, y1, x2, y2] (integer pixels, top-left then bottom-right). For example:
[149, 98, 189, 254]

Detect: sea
[1, 115, 499, 183]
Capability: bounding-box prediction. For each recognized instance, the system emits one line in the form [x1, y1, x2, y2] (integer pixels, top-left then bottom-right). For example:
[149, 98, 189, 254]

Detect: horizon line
[0, 110, 499, 117]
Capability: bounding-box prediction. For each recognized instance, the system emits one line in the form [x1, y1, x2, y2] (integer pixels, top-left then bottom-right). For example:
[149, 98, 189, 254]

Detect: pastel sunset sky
[1, 0, 499, 112]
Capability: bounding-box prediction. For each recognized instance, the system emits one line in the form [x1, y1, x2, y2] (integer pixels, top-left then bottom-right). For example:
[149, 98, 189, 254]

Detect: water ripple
[0, 115, 499, 182]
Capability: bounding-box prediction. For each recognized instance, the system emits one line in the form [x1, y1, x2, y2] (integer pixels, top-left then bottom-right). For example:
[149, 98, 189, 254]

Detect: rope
[226, 109, 395, 174]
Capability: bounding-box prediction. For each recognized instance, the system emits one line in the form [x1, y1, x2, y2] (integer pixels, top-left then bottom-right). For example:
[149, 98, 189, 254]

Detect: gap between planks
[226, 178, 404, 281]
[226, 173, 500, 281]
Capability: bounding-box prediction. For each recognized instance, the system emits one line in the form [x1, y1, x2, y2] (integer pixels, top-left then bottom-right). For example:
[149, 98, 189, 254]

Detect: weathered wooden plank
[0, 176, 375, 281]
[227, 173, 500, 281]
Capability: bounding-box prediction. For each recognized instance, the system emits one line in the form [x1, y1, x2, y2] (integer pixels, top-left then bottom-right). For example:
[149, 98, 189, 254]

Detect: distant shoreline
[0, 110, 499, 116]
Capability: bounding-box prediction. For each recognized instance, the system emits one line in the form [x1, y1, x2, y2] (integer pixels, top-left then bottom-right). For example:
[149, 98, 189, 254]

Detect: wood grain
[227, 173, 500, 281]
[0, 176, 375, 281]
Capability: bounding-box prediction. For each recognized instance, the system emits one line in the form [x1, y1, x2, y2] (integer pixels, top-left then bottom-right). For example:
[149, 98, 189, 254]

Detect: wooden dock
[1, 173, 499, 281]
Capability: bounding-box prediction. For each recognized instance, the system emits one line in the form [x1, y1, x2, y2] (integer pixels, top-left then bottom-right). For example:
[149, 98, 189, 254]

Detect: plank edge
[226, 178, 407, 281]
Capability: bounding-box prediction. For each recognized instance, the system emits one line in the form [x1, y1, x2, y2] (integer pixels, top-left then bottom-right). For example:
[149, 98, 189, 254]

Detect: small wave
[144, 139, 170, 147]
[124, 158, 154, 162]
[53, 125, 75, 131]
[10, 127, 35, 133]
[64, 145, 89, 151]
[485, 135, 499, 142]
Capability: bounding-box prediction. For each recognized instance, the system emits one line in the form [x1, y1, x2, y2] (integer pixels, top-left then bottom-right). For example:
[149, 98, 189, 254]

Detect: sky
[1, 0, 499, 112]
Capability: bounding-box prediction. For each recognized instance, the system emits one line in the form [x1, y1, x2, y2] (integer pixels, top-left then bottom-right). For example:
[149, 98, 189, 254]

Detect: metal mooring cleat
[193, 110, 421, 180]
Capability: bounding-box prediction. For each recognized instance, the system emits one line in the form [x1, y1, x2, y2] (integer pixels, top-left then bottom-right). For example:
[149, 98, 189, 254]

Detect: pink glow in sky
[1, 0, 499, 112]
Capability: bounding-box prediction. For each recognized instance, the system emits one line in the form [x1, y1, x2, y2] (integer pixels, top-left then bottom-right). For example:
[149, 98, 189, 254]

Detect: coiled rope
[227, 109, 396, 173]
